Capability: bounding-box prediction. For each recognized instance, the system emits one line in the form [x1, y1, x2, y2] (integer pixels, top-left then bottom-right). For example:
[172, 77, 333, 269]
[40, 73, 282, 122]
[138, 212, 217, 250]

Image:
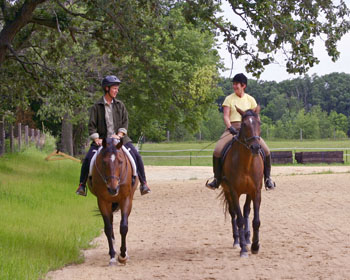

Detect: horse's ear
[102, 138, 107, 148]
[116, 138, 123, 150]
[253, 105, 261, 115]
[235, 106, 245, 116]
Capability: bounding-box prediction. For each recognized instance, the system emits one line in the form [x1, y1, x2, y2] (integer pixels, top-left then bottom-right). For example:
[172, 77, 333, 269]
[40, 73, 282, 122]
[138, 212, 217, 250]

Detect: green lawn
[0, 148, 102, 280]
[139, 139, 350, 166]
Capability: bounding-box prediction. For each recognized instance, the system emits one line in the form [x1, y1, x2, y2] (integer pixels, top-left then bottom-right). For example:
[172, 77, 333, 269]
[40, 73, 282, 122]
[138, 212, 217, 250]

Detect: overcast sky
[217, 0, 350, 82]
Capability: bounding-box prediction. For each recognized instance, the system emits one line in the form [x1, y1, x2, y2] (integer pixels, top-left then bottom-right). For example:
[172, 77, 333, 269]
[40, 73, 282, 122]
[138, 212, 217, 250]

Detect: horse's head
[236, 105, 262, 155]
[100, 137, 124, 196]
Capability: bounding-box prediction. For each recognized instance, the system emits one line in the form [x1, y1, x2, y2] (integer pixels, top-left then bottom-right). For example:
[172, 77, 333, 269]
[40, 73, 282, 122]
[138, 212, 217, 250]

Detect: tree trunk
[61, 113, 74, 156]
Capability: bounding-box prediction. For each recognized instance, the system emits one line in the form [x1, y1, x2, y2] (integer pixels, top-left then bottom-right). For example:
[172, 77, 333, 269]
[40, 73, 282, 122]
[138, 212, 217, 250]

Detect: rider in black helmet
[76, 75, 151, 196]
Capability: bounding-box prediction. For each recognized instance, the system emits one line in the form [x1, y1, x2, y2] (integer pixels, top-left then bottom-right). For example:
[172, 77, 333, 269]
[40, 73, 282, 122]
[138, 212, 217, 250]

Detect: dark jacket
[88, 96, 132, 144]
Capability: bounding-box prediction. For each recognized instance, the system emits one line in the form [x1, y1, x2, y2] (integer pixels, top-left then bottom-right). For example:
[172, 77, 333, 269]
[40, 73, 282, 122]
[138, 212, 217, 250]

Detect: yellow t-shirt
[222, 93, 257, 122]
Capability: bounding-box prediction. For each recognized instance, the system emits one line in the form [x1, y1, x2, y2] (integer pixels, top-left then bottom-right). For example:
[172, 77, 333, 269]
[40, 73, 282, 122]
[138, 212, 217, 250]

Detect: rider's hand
[228, 126, 238, 135]
[94, 138, 103, 146]
[111, 134, 121, 140]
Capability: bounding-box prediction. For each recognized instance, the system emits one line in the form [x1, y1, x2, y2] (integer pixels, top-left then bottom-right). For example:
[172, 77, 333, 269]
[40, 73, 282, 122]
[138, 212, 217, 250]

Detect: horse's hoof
[109, 257, 117, 266]
[118, 252, 129, 264]
[233, 242, 240, 249]
[251, 243, 260, 254]
[240, 251, 249, 258]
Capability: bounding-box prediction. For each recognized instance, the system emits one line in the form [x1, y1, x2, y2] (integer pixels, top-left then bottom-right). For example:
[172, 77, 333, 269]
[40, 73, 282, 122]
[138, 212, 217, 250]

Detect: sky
[217, 0, 350, 82]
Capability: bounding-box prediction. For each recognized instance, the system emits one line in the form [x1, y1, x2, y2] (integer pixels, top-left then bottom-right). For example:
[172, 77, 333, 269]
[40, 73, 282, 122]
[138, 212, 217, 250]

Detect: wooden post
[300, 128, 303, 141]
[9, 124, 14, 153]
[17, 123, 22, 151]
[25, 125, 29, 146]
[167, 130, 170, 142]
[0, 116, 5, 155]
[31, 128, 35, 142]
[36, 129, 40, 148]
[198, 130, 202, 141]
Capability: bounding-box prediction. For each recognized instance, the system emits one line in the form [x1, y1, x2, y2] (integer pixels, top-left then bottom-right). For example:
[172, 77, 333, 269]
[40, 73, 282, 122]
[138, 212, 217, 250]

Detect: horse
[220, 106, 264, 258]
[87, 137, 138, 265]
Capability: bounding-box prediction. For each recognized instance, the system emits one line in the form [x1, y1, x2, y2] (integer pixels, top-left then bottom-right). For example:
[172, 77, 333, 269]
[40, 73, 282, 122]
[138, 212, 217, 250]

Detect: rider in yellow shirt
[206, 73, 276, 190]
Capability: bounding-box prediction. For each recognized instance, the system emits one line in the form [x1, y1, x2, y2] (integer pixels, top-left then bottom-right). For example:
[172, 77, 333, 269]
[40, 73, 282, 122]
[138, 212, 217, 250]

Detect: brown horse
[87, 137, 138, 265]
[221, 106, 264, 258]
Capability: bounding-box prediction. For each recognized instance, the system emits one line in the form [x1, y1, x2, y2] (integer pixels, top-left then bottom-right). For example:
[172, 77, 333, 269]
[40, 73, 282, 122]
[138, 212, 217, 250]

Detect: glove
[228, 126, 238, 135]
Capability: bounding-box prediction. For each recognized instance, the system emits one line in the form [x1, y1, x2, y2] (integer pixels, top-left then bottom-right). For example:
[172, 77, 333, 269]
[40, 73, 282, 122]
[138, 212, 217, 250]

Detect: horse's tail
[217, 184, 230, 218]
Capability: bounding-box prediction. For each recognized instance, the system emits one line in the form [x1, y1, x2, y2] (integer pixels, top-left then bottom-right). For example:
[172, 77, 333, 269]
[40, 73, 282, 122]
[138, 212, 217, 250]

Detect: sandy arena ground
[46, 166, 350, 280]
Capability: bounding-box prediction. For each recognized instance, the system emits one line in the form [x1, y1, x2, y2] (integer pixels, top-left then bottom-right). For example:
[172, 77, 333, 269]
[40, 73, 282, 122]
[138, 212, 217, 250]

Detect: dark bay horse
[220, 106, 264, 258]
[87, 138, 138, 265]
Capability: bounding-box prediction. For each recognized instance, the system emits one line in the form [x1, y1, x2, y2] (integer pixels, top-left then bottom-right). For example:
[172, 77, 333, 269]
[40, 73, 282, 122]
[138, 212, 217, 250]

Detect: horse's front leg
[98, 199, 116, 265]
[118, 198, 131, 264]
[243, 195, 252, 245]
[251, 191, 261, 254]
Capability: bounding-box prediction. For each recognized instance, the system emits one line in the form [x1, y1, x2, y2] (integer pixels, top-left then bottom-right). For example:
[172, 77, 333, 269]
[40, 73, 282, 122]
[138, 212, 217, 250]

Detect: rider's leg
[76, 144, 99, 196]
[206, 130, 233, 190]
[260, 138, 276, 190]
[123, 142, 150, 195]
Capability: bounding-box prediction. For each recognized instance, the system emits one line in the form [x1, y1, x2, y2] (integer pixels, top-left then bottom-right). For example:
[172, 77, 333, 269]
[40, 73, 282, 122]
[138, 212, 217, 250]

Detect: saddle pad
[89, 146, 137, 177]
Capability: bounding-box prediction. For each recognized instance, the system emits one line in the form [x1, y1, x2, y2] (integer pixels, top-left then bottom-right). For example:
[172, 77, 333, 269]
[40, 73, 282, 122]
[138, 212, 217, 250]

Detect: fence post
[0, 117, 5, 155]
[25, 125, 29, 146]
[36, 129, 40, 148]
[300, 128, 303, 141]
[17, 123, 22, 151]
[9, 124, 14, 153]
[190, 152, 192, 166]
[167, 130, 170, 142]
[31, 128, 35, 142]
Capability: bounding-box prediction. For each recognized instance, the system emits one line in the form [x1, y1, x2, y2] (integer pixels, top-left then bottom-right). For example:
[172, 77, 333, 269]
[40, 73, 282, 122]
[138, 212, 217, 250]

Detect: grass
[0, 148, 102, 280]
[139, 139, 350, 166]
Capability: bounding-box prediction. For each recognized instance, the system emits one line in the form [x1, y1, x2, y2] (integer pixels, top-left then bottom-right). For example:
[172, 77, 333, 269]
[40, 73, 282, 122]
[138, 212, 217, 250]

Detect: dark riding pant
[79, 143, 99, 184]
[79, 142, 147, 185]
[124, 142, 147, 184]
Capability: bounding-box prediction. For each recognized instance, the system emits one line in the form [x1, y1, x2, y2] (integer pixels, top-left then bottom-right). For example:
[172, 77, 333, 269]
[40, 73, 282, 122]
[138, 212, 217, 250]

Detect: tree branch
[0, 0, 47, 65]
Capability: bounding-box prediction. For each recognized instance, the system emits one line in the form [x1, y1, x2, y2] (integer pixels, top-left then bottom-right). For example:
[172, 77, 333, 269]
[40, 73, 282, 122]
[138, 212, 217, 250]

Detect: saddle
[220, 136, 265, 165]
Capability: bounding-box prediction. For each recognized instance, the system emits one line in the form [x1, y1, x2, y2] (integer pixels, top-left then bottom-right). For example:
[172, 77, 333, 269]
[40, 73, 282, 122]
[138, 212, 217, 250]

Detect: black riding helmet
[101, 75, 121, 92]
[232, 73, 248, 86]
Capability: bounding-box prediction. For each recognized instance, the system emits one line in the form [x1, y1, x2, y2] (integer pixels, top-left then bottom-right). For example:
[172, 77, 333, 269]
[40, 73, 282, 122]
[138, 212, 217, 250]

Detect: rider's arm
[223, 106, 232, 129]
[118, 102, 128, 136]
[88, 105, 102, 145]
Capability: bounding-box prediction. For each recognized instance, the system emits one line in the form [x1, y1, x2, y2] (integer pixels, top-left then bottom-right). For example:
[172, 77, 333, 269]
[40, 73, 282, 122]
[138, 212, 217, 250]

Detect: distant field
[0, 148, 101, 280]
[139, 139, 350, 166]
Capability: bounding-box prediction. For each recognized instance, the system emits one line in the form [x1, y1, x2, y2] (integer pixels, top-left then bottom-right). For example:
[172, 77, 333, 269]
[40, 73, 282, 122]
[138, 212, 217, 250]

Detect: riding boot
[264, 154, 276, 190]
[206, 156, 222, 190]
[140, 181, 151, 195]
[76, 182, 87, 196]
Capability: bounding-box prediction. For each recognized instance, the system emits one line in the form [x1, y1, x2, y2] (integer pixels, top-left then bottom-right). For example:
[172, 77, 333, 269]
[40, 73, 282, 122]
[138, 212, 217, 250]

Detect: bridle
[235, 116, 261, 151]
[94, 148, 128, 187]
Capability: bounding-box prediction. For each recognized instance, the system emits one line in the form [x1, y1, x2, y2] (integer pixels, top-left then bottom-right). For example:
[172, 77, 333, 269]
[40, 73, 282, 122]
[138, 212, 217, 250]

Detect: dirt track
[46, 166, 350, 280]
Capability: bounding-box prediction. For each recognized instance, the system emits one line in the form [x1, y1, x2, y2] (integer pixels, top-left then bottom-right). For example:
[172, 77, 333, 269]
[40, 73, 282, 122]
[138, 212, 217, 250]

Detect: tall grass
[0, 148, 102, 280]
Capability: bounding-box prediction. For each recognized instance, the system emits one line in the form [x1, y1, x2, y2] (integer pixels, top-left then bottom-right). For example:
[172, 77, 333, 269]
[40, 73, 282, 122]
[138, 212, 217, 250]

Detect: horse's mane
[241, 109, 258, 120]
[102, 138, 117, 155]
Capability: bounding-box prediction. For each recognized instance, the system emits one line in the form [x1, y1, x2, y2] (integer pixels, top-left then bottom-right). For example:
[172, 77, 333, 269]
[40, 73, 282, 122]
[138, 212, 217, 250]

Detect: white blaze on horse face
[110, 154, 116, 163]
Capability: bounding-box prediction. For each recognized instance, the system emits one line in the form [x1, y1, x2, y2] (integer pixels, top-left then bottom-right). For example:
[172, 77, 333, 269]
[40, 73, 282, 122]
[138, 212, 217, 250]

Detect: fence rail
[139, 147, 350, 165]
[0, 117, 45, 156]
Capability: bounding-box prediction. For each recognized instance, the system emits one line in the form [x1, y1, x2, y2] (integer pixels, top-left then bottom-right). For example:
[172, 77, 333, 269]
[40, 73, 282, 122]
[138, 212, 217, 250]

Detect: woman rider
[76, 75, 151, 196]
[206, 73, 275, 190]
